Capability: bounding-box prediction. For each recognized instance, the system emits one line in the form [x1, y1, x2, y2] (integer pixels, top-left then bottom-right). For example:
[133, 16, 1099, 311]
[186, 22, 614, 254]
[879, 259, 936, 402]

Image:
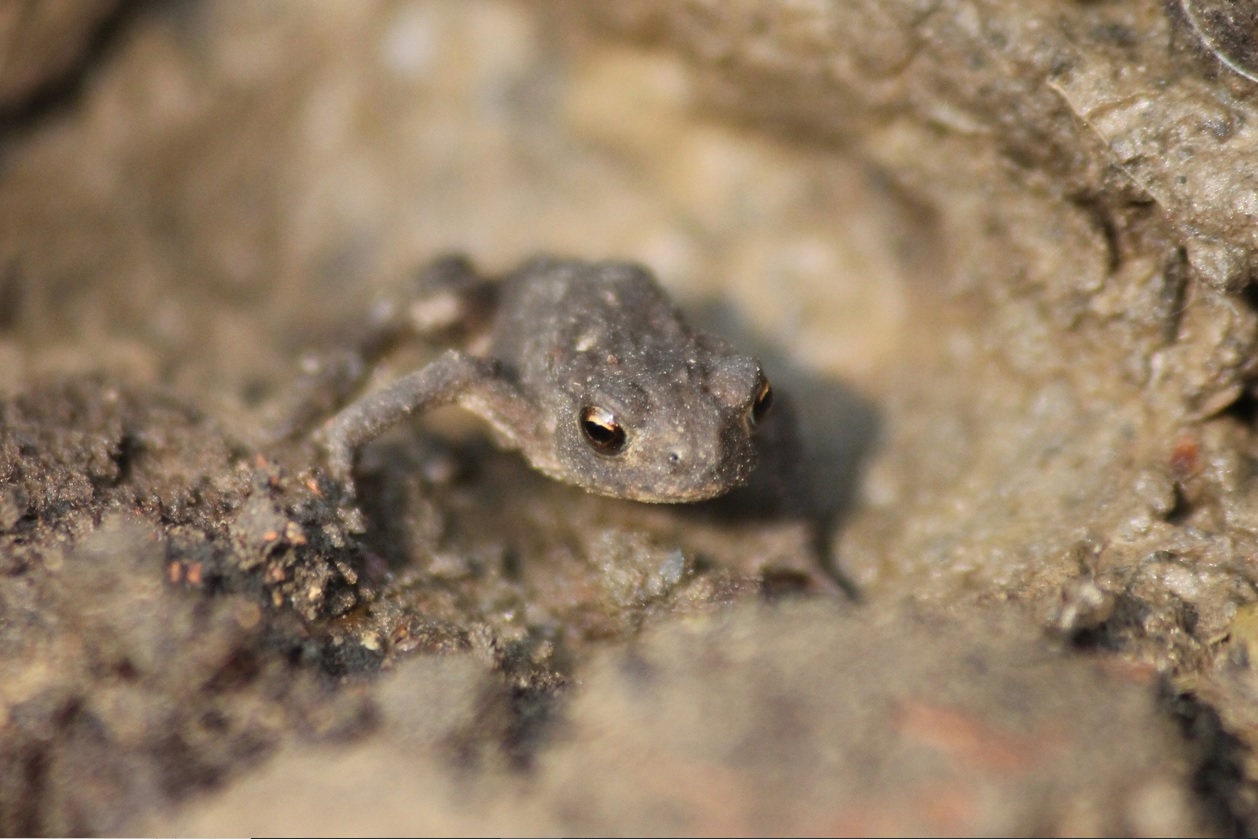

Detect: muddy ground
[4, 0, 1258, 834]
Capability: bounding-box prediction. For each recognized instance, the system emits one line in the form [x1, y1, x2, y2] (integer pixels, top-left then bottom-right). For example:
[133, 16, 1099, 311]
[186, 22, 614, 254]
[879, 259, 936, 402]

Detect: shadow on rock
[685, 299, 881, 597]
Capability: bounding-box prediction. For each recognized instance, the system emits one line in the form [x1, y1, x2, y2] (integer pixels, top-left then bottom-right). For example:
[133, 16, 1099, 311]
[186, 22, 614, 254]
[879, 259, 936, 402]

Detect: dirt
[4, 0, 1258, 834]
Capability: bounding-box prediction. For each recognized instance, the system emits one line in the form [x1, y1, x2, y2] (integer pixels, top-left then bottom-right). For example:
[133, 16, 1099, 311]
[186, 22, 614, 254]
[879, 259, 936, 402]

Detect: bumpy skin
[319, 256, 772, 503]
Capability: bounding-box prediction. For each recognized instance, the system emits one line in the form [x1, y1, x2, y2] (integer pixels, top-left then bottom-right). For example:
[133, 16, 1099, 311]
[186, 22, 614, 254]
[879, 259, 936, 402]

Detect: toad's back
[482, 258, 773, 502]
[489, 259, 697, 391]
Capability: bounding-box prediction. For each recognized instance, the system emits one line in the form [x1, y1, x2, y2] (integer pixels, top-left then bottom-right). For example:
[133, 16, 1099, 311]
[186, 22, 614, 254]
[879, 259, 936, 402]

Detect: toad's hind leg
[269, 255, 496, 443]
[395, 254, 498, 342]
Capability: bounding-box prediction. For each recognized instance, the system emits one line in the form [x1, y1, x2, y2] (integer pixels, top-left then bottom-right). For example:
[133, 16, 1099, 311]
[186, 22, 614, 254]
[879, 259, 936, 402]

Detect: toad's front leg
[316, 349, 524, 485]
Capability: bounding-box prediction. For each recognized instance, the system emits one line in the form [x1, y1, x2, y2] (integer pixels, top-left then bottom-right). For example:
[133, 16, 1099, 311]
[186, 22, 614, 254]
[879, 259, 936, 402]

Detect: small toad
[315, 255, 776, 503]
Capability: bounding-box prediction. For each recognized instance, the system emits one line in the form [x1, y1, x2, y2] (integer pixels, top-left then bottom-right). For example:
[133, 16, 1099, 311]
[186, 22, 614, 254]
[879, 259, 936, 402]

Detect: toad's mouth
[584, 455, 760, 504]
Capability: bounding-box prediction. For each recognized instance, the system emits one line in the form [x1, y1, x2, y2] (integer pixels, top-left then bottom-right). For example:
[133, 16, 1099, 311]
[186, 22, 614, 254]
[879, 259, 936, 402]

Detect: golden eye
[580, 406, 627, 455]
[750, 377, 773, 427]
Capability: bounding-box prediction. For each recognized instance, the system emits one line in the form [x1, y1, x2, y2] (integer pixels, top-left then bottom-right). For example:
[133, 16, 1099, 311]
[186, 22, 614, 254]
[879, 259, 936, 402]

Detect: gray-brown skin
[317, 256, 775, 503]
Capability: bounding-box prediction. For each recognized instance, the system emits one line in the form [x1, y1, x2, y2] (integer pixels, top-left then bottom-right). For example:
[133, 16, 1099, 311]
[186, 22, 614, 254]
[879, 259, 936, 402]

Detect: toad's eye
[580, 406, 627, 455]
[749, 377, 773, 427]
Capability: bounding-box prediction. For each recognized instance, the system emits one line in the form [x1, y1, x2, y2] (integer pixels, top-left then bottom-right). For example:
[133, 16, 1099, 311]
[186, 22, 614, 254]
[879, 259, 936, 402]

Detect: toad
[315, 255, 775, 503]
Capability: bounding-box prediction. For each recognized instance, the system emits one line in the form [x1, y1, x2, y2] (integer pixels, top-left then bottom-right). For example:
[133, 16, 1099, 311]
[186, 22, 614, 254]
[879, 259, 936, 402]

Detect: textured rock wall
[4, 0, 1258, 833]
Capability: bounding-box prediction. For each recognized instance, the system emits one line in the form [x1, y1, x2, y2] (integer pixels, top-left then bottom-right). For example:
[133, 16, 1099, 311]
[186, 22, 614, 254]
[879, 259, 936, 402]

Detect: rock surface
[3, 0, 1258, 833]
